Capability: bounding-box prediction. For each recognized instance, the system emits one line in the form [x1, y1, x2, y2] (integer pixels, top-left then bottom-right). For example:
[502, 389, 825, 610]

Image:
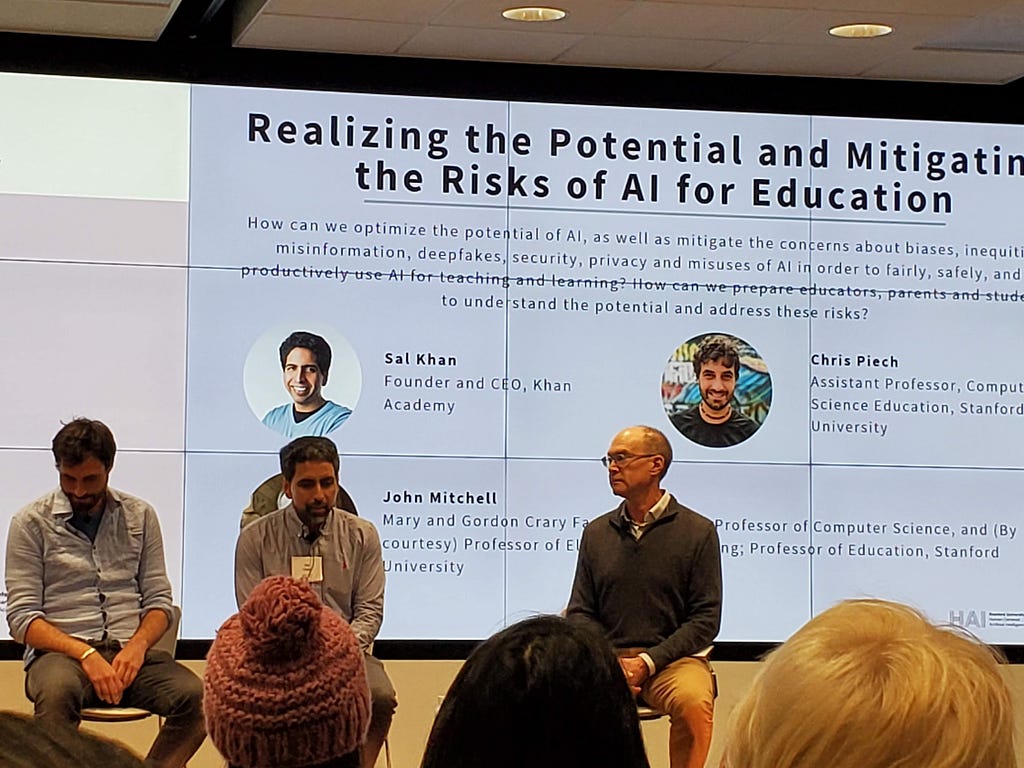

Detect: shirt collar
[620, 490, 671, 526]
[284, 503, 335, 540]
[614, 489, 671, 532]
[51, 488, 118, 520]
[648, 490, 672, 521]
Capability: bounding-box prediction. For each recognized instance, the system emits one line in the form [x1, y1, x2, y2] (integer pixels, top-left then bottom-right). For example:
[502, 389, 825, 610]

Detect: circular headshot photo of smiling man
[662, 333, 771, 448]
[245, 326, 362, 439]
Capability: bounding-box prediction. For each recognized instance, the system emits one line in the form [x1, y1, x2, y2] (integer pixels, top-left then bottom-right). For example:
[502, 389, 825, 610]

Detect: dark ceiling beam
[160, 0, 234, 44]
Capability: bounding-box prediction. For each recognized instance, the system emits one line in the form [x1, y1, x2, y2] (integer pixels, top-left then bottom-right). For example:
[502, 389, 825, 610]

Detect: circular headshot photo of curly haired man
[662, 333, 771, 448]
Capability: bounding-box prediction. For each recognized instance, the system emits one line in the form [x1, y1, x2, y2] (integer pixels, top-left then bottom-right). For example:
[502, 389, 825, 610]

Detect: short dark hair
[692, 334, 741, 378]
[52, 418, 116, 470]
[422, 615, 650, 768]
[280, 436, 340, 481]
[279, 331, 332, 379]
[0, 712, 145, 768]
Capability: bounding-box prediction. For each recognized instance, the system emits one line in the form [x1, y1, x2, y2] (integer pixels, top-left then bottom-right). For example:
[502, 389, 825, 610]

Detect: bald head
[612, 426, 672, 480]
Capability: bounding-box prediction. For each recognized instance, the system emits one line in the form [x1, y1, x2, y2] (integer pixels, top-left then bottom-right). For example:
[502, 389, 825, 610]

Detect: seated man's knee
[365, 657, 397, 720]
[648, 667, 714, 717]
[662, 689, 714, 721]
[26, 654, 88, 722]
[369, 683, 397, 722]
[134, 655, 204, 719]
[175, 669, 205, 713]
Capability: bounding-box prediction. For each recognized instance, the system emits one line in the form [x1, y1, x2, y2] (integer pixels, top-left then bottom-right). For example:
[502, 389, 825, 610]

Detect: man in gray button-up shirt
[235, 435, 396, 768]
[5, 419, 205, 768]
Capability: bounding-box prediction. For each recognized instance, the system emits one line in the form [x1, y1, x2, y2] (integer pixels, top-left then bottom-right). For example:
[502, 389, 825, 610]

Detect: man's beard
[700, 390, 730, 412]
[300, 503, 331, 524]
[69, 492, 105, 516]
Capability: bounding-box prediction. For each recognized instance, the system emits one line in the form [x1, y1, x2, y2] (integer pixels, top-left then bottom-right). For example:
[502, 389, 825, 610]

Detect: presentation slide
[3, 72, 1024, 645]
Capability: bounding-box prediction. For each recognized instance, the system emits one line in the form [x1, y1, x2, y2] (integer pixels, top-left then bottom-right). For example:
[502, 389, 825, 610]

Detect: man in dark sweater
[567, 425, 722, 768]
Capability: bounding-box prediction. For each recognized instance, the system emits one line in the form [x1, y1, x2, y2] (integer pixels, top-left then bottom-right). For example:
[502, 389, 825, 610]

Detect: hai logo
[949, 610, 986, 629]
[949, 610, 1024, 629]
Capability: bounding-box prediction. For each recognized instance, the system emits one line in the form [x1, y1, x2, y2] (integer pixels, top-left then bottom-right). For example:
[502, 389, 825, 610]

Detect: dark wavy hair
[421, 615, 650, 768]
[692, 334, 741, 378]
[0, 711, 145, 768]
[52, 418, 116, 469]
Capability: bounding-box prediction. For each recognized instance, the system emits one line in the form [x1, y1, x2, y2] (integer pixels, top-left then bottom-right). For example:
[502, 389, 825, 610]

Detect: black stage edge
[5, 640, 1024, 663]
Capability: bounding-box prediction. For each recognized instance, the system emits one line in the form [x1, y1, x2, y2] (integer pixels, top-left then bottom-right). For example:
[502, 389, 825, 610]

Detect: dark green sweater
[566, 497, 722, 670]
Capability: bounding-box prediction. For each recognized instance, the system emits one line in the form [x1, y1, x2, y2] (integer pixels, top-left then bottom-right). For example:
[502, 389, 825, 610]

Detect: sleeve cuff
[639, 652, 656, 675]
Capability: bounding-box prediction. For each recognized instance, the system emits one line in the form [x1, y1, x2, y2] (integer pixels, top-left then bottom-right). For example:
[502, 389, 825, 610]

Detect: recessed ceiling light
[502, 7, 567, 22]
[829, 23, 893, 39]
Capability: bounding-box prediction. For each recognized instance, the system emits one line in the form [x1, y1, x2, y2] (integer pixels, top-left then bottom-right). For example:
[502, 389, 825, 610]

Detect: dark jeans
[26, 646, 206, 768]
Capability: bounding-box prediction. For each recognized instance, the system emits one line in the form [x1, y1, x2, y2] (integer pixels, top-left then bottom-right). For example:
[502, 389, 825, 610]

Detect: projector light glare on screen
[828, 23, 893, 39]
[502, 6, 567, 22]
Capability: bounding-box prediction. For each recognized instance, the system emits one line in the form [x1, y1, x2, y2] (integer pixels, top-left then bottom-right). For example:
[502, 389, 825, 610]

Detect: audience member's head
[0, 710, 144, 768]
[421, 615, 650, 768]
[722, 598, 1016, 768]
[203, 576, 370, 768]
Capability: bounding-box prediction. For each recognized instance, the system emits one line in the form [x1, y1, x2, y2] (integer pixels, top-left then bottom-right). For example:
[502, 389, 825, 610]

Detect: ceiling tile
[712, 41, 884, 77]
[786, 0, 1004, 13]
[644, 0, 1004, 12]
[923, 10, 1024, 53]
[399, 25, 582, 62]
[758, 8, 972, 46]
[430, 0, 634, 32]
[558, 35, 743, 69]
[260, 0, 456, 23]
[612, 2, 804, 42]
[863, 48, 1024, 84]
[235, 15, 421, 53]
[0, 0, 174, 39]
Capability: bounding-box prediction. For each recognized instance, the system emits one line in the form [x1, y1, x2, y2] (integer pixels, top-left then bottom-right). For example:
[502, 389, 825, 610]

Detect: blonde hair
[723, 599, 1016, 768]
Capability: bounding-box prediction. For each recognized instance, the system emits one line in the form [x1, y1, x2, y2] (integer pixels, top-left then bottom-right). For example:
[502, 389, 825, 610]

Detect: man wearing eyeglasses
[567, 425, 721, 768]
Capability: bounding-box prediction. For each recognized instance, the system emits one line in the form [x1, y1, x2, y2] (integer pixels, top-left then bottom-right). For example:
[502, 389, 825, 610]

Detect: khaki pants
[641, 655, 715, 768]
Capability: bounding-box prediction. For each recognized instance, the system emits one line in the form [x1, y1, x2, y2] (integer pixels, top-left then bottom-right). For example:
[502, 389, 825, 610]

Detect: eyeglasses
[600, 453, 659, 468]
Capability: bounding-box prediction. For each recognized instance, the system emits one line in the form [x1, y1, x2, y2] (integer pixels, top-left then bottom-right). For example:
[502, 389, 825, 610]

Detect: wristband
[79, 647, 97, 662]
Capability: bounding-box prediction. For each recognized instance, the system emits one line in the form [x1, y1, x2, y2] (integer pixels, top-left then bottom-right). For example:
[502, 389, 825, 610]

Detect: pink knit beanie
[203, 576, 371, 768]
